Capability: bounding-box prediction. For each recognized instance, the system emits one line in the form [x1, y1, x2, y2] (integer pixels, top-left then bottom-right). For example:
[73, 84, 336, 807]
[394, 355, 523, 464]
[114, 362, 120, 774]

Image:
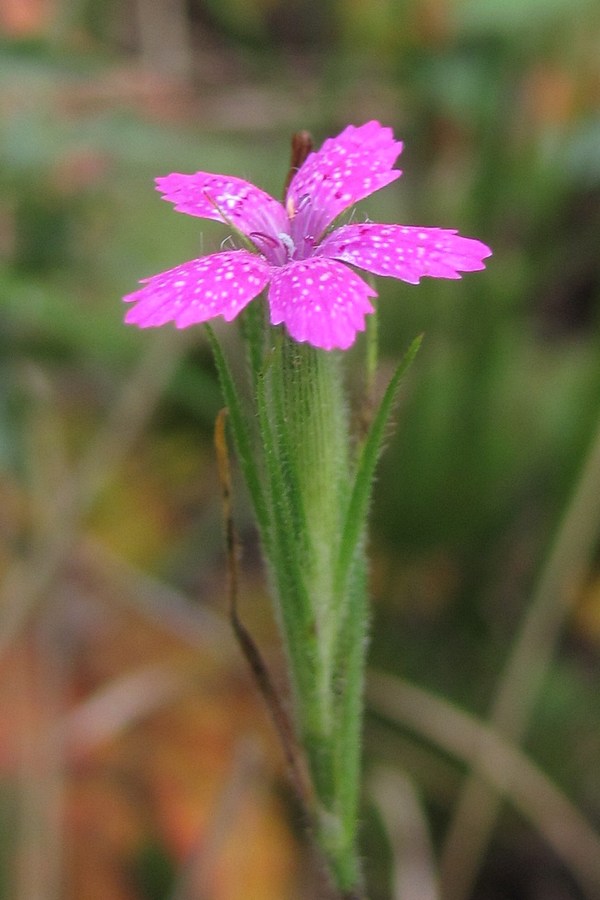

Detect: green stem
[213, 314, 420, 892]
[258, 330, 366, 892]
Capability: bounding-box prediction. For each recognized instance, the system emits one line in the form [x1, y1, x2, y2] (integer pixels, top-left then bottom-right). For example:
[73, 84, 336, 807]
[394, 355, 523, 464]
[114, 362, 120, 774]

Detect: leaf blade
[335, 334, 423, 598]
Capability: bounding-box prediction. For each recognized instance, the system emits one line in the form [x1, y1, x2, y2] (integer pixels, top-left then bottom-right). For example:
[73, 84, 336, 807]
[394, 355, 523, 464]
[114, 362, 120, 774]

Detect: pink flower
[124, 122, 491, 351]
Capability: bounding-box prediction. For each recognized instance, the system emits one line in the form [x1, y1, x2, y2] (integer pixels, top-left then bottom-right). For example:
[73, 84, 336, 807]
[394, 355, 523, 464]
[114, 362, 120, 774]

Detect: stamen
[220, 235, 236, 251]
[296, 193, 311, 213]
[286, 192, 311, 221]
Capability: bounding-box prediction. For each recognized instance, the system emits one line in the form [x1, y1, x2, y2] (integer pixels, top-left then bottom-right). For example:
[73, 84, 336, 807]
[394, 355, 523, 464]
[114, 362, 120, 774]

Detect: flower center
[249, 193, 316, 266]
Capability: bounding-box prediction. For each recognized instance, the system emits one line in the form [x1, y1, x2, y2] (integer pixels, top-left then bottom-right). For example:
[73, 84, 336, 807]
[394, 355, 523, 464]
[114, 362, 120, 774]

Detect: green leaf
[335, 335, 423, 600]
[207, 324, 317, 726]
[204, 324, 270, 543]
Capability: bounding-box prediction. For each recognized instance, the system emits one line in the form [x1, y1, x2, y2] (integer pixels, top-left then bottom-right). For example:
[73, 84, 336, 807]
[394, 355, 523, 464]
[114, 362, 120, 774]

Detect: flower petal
[317, 223, 492, 284]
[286, 121, 402, 242]
[124, 250, 271, 329]
[268, 257, 376, 351]
[156, 172, 288, 240]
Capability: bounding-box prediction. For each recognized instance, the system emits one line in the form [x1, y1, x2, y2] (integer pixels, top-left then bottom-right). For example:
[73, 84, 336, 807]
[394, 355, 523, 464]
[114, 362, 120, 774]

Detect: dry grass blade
[77, 537, 229, 650]
[367, 671, 600, 899]
[168, 738, 265, 900]
[0, 329, 189, 661]
[60, 660, 196, 759]
[369, 767, 439, 900]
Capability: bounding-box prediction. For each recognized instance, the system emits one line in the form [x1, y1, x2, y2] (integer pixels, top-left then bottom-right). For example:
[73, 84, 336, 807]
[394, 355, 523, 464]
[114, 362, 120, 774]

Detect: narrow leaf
[205, 324, 270, 542]
[335, 334, 423, 597]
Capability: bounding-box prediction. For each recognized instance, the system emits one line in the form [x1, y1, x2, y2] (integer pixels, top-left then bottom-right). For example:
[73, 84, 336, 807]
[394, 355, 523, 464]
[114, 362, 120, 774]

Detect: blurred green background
[1, 0, 600, 898]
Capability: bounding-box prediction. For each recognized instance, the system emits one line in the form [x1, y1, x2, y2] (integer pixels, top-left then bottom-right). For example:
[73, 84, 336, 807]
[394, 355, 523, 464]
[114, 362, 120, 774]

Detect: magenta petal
[287, 121, 403, 243]
[156, 172, 288, 240]
[317, 224, 493, 284]
[268, 257, 376, 351]
[124, 250, 271, 329]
